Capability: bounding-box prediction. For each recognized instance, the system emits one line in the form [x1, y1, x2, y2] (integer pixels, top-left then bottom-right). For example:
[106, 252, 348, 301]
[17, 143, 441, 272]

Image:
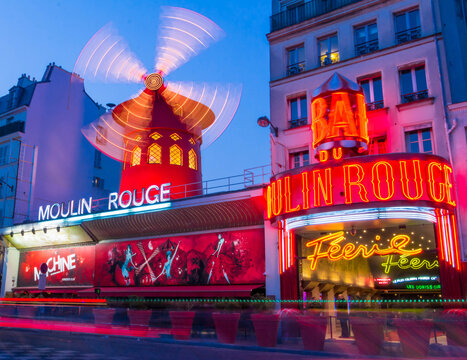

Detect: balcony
[271, 0, 364, 32]
[288, 117, 308, 129]
[287, 61, 306, 76]
[401, 90, 428, 104]
[355, 39, 379, 56]
[366, 100, 384, 112]
[395, 26, 421, 44]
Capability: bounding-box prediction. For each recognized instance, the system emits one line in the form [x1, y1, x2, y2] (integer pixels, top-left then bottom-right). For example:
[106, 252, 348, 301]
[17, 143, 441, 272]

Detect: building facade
[265, 0, 466, 302]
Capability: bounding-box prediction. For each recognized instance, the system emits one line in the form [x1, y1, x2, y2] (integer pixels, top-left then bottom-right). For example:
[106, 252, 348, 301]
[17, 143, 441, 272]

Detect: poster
[17, 246, 95, 287]
[95, 228, 265, 287]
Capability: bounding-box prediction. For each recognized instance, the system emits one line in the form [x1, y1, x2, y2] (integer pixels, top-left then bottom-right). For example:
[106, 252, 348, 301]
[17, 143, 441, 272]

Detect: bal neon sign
[266, 154, 456, 220]
[305, 231, 422, 271]
[38, 183, 171, 221]
[381, 254, 439, 274]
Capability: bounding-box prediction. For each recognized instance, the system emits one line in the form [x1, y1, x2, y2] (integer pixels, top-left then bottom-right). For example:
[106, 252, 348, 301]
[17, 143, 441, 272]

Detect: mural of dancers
[95, 228, 265, 287]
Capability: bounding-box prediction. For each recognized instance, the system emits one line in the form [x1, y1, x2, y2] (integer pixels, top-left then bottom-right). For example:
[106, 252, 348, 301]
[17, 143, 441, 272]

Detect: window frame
[398, 63, 428, 104]
[358, 74, 384, 111]
[394, 7, 421, 44]
[405, 128, 434, 154]
[287, 94, 308, 129]
[354, 22, 379, 56]
[286, 44, 305, 76]
[289, 150, 309, 169]
[318, 34, 339, 66]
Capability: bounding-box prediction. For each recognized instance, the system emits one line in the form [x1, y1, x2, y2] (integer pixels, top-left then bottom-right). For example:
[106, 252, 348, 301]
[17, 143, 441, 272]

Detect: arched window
[148, 143, 162, 164]
[150, 132, 162, 140]
[131, 146, 141, 166]
[169, 145, 182, 166]
[188, 149, 197, 170]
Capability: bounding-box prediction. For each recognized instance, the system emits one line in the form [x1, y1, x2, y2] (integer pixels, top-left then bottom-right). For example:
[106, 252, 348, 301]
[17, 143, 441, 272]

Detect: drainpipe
[431, 0, 465, 260]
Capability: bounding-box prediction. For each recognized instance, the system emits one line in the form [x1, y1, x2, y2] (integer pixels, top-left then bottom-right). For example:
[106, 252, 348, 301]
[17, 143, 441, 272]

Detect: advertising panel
[95, 228, 265, 287]
[17, 246, 95, 287]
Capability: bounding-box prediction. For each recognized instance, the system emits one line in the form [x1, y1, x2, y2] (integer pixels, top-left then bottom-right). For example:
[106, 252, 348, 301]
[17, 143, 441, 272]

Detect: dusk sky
[0, 0, 271, 182]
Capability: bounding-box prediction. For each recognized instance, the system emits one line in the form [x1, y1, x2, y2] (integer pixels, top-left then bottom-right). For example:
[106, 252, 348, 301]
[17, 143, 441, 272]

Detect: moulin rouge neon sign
[266, 154, 456, 220]
[38, 183, 171, 221]
[305, 231, 422, 270]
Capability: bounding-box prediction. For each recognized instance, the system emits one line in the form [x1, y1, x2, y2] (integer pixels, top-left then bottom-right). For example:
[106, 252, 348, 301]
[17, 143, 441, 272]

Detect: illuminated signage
[393, 275, 438, 284]
[38, 183, 171, 221]
[374, 278, 392, 286]
[34, 253, 76, 281]
[266, 154, 456, 221]
[381, 254, 439, 274]
[406, 284, 441, 290]
[305, 231, 422, 271]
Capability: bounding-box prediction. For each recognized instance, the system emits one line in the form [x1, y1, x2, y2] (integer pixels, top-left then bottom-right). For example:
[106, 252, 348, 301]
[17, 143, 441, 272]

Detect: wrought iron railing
[395, 26, 421, 44]
[91, 165, 272, 211]
[400, 90, 428, 104]
[355, 39, 379, 56]
[286, 61, 306, 76]
[271, 0, 364, 32]
[288, 117, 308, 129]
[366, 100, 385, 111]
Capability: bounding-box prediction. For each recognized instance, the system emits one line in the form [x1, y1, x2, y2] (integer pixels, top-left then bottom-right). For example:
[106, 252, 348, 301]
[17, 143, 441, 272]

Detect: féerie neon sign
[381, 254, 439, 274]
[305, 231, 422, 270]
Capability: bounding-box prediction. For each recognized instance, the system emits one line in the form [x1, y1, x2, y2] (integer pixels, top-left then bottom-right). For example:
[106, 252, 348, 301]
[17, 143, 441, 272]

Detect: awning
[78, 285, 264, 298]
[13, 286, 93, 294]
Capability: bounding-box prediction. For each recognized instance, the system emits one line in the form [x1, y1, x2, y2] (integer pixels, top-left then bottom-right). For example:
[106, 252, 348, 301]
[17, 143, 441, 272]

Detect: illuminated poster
[17, 246, 95, 287]
[95, 228, 265, 287]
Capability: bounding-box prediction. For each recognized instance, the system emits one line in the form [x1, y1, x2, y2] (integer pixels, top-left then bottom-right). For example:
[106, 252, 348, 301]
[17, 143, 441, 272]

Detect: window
[188, 149, 197, 170]
[148, 143, 162, 164]
[394, 8, 421, 44]
[150, 132, 162, 140]
[290, 150, 309, 169]
[319, 35, 339, 66]
[368, 136, 387, 155]
[399, 65, 428, 103]
[92, 176, 104, 189]
[189, 138, 196, 145]
[170, 133, 181, 141]
[288, 95, 308, 128]
[354, 23, 378, 55]
[405, 129, 433, 154]
[359, 75, 384, 111]
[169, 145, 182, 166]
[287, 45, 305, 76]
[94, 150, 102, 169]
[0, 145, 8, 165]
[131, 146, 141, 166]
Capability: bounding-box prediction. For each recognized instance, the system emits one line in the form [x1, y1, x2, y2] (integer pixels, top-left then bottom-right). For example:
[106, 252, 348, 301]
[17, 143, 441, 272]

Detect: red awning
[78, 285, 263, 298]
[13, 287, 93, 294]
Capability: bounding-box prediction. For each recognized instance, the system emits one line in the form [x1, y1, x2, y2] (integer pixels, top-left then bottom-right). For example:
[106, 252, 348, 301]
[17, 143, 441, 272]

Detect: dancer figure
[122, 244, 136, 286]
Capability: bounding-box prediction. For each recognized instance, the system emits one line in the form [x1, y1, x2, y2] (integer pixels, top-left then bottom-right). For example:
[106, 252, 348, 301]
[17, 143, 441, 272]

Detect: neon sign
[381, 254, 439, 274]
[305, 231, 422, 270]
[266, 154, 456, 220]
[38, 183, 171, 221]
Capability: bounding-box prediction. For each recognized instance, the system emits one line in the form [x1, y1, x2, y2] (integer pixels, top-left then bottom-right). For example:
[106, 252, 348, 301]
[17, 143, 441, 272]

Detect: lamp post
[257, 116, 278, 137]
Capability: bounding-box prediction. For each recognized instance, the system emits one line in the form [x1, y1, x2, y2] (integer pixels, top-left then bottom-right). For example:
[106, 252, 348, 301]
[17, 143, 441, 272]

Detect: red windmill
[74, 7, 241, 199]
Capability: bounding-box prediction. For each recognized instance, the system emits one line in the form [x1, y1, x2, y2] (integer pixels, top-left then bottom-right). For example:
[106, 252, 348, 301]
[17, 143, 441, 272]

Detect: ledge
[367, 107, 389, 115]
[284, 124, 310, 132]
[396, 97, 435, 111]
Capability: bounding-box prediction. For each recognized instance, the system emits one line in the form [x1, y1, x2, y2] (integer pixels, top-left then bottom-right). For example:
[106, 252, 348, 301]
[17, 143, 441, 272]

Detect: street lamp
[257, 116, 278, 137]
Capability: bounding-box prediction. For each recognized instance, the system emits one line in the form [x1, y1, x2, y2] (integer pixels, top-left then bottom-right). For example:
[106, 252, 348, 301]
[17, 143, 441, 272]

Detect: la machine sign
[38, 183, 171, 221]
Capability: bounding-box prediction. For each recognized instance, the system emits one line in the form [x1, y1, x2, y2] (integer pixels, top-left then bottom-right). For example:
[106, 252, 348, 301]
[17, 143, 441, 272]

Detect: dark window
[319, 35, 339, 66]
[405, 129, 433, 154]
[287, 45, 305, 76]
[0, 145, 8, 165]
[395, 8, 421, 44]
[290, 150, 309, 169]
[94, 150, 102, 169]
[399, 65, 428, 103]
[359, 75, 384, 111]
[288, 95, 308, 128]
[92, 176, 105, 189]
[369, 136, 387, 155]
[354, 23, 379, 55]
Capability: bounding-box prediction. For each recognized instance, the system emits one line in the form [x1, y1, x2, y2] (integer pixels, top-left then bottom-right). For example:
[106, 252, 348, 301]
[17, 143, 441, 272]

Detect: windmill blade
[81, 111, 148, 163]
[155, 6, 224, 76]
[161, 81, 241, 148]
[74, 23, 147, 83]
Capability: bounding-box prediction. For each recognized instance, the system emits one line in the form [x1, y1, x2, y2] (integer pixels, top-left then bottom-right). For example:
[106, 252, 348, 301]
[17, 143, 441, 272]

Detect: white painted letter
[108, 192, 118, 210]
[145, 185, 159, 204]
[38, 205, 51, 221]
[161, 183, 171, 202]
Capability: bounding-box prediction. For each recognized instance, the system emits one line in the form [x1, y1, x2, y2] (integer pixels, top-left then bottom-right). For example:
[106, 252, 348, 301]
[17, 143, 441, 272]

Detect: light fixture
[257, 116, 278, 137]
[350, 225, 357, 236]
[21, 230, 24, 236]
[57, 226, 60, 232]
[32, 228, 35, 235]
[43, 228, 47, 234]
[10, 232, 13, 237]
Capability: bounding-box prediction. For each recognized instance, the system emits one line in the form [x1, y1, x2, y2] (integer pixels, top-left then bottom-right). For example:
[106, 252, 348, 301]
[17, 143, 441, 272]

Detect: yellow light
[169, 144, 183, 165]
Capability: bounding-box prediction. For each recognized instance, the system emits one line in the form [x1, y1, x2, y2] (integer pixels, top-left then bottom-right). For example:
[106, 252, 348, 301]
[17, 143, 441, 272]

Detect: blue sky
[0, 0, 271, 181]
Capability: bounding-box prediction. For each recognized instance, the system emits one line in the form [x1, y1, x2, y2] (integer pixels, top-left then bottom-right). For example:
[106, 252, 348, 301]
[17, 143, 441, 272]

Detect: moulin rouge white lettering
[33, 254, 76, 281]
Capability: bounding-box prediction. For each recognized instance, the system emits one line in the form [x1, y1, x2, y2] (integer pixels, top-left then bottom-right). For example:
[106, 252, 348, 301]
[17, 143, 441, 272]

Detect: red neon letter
[343, 164, 369, 204]
[399, 160, 423, 200]
[371, 161, 395, 201]
[284, 176, 300, 213]
[312, 168, 333, 207]
[302, 171, 310, 210]
[443, 165, 456, 206]
[328, 92, 357, 138]
[311, 97, 328, 148]
[271, 179, 283, 216]
[427, 162, 446, 203]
